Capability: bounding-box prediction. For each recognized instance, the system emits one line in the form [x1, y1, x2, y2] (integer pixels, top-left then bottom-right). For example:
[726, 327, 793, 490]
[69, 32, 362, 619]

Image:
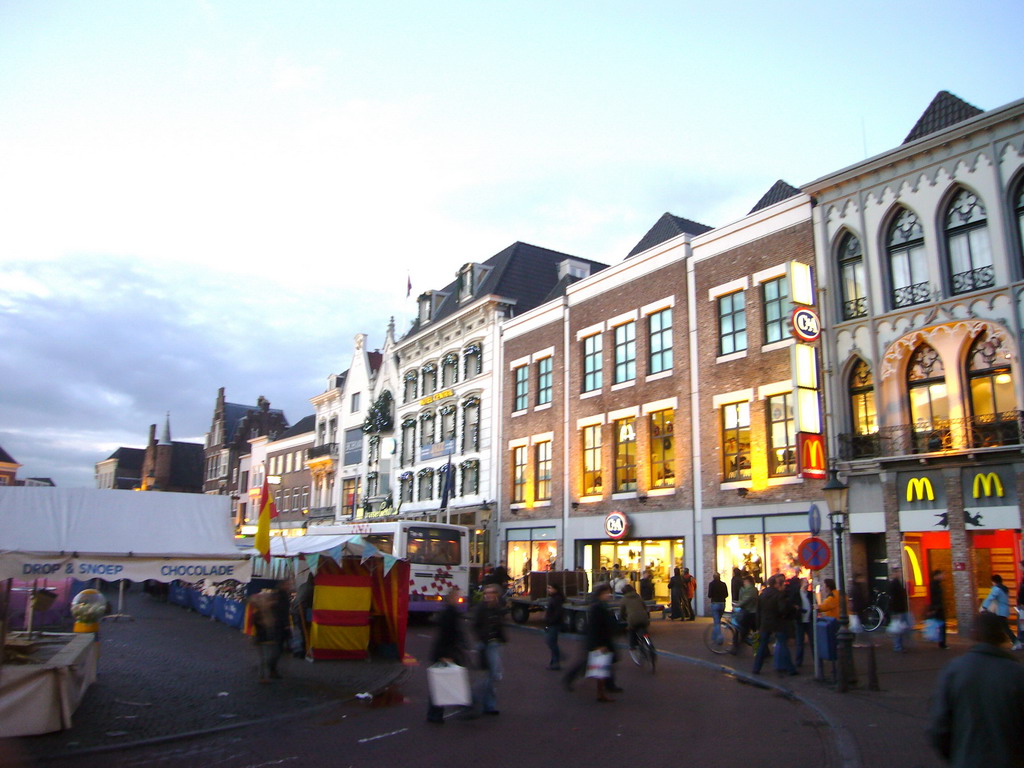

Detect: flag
[255, 478, 278, 563]
[439, 455, 455, 511]
[406, 273, 412, 298]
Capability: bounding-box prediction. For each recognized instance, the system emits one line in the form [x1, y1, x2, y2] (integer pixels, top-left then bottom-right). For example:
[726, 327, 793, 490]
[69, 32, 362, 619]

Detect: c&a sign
[797, 433, 826, 479]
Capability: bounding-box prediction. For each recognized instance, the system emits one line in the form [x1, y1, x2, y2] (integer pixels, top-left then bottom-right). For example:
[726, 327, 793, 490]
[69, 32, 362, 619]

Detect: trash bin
[815, 617, 838, 660]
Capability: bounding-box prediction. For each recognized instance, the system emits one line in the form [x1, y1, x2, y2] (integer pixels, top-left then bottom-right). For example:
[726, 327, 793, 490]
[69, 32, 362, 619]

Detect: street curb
[31, 664, 412, 763]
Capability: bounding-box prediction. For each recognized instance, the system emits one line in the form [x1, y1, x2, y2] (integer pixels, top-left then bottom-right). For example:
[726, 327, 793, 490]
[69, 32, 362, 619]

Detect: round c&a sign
[604, 511, 629, 540]
[791, 306, 821, 343]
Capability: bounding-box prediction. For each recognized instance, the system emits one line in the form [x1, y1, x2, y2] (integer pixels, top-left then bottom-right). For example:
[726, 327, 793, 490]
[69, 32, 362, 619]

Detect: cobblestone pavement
[6, 587, 406, 763]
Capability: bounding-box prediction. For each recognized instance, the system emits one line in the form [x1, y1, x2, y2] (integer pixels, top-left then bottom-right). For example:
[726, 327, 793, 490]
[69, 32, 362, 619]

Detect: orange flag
[254, 478, 278, 562]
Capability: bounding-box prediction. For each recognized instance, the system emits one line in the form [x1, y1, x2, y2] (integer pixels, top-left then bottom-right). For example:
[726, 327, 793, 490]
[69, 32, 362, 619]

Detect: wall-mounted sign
[897, 471, 945, 510]
[791, 307, 821, 343]
[604, 511, 629, 540]
[960, 466, 1016, 506]
[419, 389, 455, 406]
[798, 433, 826, 479]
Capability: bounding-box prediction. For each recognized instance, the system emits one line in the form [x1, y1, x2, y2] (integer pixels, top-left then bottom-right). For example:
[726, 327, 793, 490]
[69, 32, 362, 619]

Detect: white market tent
[252, 533, 400, 579]
[0, 487, 252, 583]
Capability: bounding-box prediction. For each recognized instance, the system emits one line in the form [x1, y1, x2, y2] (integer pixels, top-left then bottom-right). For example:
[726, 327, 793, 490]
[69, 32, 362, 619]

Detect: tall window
[849, 359, 877, 435]
[513, 365, 529, 411]
[460, 460, 479, 495]
[419, 412, 434, 447]
[535, 441, 552, 501]
[946, 188, 993, 295]
[613, 322, 636, 383]
[342, 478, 359, 515]
[462, 397, 480, 452]
[648, 308, 672, 374]
[767, 393, 796, 476]
[404, 372, 418, 403]
[422, 364, 437, 396]
[838, 232, 867, 320]
[441, 353, 459, 387]
[1016, 182, 1024, 261]
[967, 332, 1018, 447]
[464, 344, 482, 379]
[417, 469, 433, 501]
[399, 473, 413, 503]
[762, 277, 790, 344]
[907, 343, 950, 452]
[583, 334, 602, 392]
[582, 425, 602, 495]
[614, 417, 637, 492]
[649, 409, 675, 489]
[722, 402, 751, 481]
[888, 207, 929, 308]
[401, 418, 416, 466]
[440, 405, 457, 443]
[512, 446, 527, 503]
[718, 291, 747, 355]
[537, 357, 553, 405]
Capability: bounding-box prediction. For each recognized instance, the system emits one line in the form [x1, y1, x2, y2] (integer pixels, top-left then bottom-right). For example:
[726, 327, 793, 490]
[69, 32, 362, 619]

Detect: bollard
[866, 641, 880, 691]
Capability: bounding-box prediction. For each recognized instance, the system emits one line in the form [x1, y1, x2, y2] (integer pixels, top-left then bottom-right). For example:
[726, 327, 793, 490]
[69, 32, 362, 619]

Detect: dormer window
[558, 258, 591, 280]
[419, 295, 432, 323]
[459, 263, 476, 301]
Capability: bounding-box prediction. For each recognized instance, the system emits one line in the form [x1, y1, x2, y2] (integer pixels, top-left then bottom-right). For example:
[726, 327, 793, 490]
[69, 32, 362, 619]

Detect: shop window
[582, 334, 602, 392]
[464, 343, 483, 379]
[535, 441, 552, 501]
[907, 343, 950, 452]
[838, 232, 867, 320]
[613, 322, 636, 384]
[967, 332, 1019, 447]
[648, 308, 672, 374]
[537, 357, 553, 405]
[762, 276, 791, 344]
[441, 353, 459, 387]
[512, 446, 527, 503]
[718, 291, 747, 355]
[767, 393, 796, 476]
[582, 424, 602, 495]
[887, 207, 929, 309]
[649, 409, 675, 489]
[614, 417, 637, 492]
[945, 187, 993, 295]
[403, 371, 418, 403]
[722, 402, 751, 481]
[513, 365, 529, 411]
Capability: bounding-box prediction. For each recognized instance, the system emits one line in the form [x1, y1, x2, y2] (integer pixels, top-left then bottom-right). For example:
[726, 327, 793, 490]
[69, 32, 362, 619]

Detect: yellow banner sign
[419, 389, 455, 406]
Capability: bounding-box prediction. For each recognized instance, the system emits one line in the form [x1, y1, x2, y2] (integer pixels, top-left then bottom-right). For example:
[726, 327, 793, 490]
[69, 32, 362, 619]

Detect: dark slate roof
[748, 180, 801, 215]
[0, 444, 18, 464]
[25, 478, 55, 486]
[626, 213, 714, 259]
[368, 351, 383, 373]
[542, 273, 580, 303]
[280, 415, 316, 439]
[403, 242, 609, 337]
[169, 442, 204, 490]
[105, 446, 145, 470]
[903, 91, 983, 144]
[223, 402, 286, 442]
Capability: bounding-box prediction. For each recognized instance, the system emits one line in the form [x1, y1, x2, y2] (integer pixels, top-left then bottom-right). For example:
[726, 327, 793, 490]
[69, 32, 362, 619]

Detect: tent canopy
[0, 487, 250, 583]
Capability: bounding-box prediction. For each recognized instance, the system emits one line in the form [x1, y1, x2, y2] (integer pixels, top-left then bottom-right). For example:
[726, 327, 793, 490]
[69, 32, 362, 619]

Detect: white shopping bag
[427, 662, 472, 707]
[585, 650, 613, 679]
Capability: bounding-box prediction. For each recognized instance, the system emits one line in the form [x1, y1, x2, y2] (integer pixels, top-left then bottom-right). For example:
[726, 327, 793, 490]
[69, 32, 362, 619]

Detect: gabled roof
[0, 444, 19, 465]
[903, 91, 983, 145]
[280, 414, 316, 439]
[223, 402, 285, 442]
[748, 180, 801, 214]
[626, 213, 714, 258]
[404, 242, 608, 337]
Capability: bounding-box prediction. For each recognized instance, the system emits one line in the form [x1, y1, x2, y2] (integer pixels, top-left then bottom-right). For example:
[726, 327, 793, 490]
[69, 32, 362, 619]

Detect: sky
[1, 1, 1021, 487]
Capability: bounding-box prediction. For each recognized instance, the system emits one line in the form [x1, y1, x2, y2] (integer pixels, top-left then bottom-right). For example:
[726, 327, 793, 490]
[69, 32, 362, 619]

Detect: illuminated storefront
[576, 538, 684, 602]
[714, 513, 813, 608]
[505, 526, 559, 585]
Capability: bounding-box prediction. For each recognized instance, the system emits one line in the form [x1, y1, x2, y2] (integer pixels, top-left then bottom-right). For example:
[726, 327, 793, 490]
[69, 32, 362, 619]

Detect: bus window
[407, 526, 461, 566]
[364, 534, 395, 554]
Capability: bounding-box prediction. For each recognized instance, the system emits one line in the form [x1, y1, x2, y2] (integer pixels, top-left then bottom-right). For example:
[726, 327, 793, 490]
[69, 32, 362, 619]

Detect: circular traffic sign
[791, 307, 821, 343]
[604, 510, 629, 540]
[797, 536, 831, 571]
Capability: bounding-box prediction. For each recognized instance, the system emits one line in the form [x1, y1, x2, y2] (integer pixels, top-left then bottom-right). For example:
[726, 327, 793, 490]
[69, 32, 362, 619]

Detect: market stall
[0, 487, 251, 737]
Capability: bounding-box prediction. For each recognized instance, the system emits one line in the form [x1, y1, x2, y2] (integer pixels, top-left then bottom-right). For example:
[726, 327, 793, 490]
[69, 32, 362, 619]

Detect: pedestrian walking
[472, 583, 506, 715]
[708, 572, 728, 644]
[730, 567, 744, 606]
[639, 568, 655, 601]
[888, 566, 913, 653]
[981, 574, 1021, 649]
[564, 583, 623, 701]
[544, 582, 565, 670]
[793, 577, 814, 667]
[668, 567, 684, 620]
[928, 611, 1024, 767]
[427, 587, 468, 724]
[249, 579, 292, 683]
[752, 574, 798, 677]
[928, 569, 948, 650]
[681, 568, 696, 621]
[731, 574, 758, 654]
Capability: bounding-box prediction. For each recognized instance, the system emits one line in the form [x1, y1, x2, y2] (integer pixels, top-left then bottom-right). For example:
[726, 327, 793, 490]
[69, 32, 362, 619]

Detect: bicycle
[628, 627, 656, 673]
[703, 612, 761, 656]
[860, 589, 890, 632]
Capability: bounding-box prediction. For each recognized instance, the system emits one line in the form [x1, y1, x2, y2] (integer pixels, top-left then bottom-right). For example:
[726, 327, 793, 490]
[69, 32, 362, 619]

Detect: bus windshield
[407, 526, 461, 566]
[363, 534, 394, 554]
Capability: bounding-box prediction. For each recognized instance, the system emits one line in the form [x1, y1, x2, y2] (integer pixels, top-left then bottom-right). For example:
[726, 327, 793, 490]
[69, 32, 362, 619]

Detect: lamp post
[822, 463, 853, 692]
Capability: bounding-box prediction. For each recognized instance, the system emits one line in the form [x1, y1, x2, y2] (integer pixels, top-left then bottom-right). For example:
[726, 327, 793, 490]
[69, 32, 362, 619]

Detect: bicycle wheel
[861, 605, 884, 632]
[643, 635, 657, 674]
[704, 620, 736, 655]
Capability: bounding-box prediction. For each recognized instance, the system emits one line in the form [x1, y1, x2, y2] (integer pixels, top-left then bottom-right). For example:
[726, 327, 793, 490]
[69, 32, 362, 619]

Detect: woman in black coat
[427, 587, 467, 723]
[668, 567, 683, 619]
[928, 569, 947, 650]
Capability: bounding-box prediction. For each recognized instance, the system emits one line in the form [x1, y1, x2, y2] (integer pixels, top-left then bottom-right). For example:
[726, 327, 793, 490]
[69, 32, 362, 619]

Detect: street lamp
[822, 462, 853, 692]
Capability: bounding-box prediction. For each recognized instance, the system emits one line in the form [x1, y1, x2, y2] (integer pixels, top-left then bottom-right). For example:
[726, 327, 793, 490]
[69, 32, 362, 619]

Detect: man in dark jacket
[708, 572, 728, 645]
[563, 583, 622, 700]
[752, 574, 798, 676]
[250, 580, 292, 683]
[888, 566, 912, 652]
[427, 587, 467, 723]
[472, 584, 506, 715]
[928, 612, 1024, 767]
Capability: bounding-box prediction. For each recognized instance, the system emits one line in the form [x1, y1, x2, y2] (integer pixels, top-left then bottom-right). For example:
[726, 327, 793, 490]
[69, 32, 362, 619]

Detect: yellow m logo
[802, 438, 825, 470]
[972, 472, 1004, 498]
[906, 477, 935, 502]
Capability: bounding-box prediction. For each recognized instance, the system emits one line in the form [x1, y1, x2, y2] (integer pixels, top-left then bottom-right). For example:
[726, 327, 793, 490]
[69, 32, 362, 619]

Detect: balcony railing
[952, 265, 995, 295]
[842, 296, 867, 320]
[892, 281, 931, 309]
[307, 443, 338, 459]
[838, 411, 1023, 460]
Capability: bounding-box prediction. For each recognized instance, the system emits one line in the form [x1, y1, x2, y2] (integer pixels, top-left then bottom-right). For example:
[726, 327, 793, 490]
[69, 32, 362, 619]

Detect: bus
[314, 520, 470, 612]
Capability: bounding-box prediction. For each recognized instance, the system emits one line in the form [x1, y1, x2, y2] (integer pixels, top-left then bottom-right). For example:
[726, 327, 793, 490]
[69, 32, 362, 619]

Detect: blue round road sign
[808, 503, 821, 537]
[798, 537, 831, 571]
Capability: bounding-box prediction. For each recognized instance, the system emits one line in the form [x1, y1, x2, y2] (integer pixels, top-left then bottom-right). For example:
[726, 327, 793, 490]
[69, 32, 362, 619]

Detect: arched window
[838, 232, 867, 320]
[887, 208, 929, 309]
[399, 471, 414, 503]
[967, 332, 1019, 447]
[462, 396, 480, 452]
[403, 371, 418, 403]
[946, 188, 993, 295]
[464, 343, 483, 379]
[421, 363, 437, 396]
[843, 359, 878, 459]
[417, 468, 434, 501]
[419, 412, 435, 447]
[906, 343, 950, 453]
[441, 352, 459, 387]
[1015, 180, 1024, 265]
[400, 418, 416, 467]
